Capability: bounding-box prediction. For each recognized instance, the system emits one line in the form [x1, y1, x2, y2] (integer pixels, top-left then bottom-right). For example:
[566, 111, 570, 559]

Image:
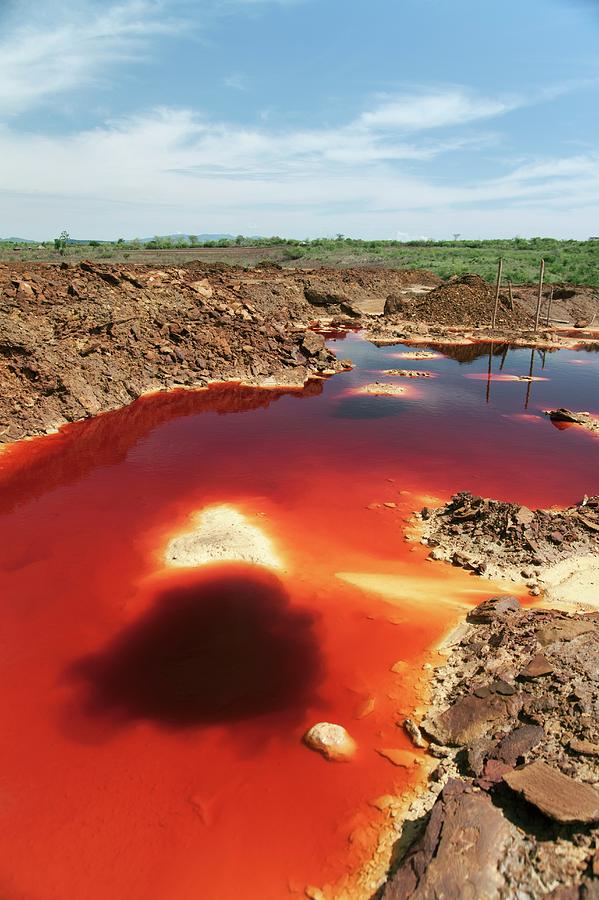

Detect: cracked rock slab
[383, 780, 517, 899]
[503, 761, 599, 824]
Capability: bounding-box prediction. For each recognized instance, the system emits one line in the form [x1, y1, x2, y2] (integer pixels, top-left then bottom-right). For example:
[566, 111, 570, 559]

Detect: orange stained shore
[0, 336, 597, 900]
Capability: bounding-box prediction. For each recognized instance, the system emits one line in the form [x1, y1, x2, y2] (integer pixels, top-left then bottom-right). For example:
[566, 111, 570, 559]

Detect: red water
[0, 336, 597, 899]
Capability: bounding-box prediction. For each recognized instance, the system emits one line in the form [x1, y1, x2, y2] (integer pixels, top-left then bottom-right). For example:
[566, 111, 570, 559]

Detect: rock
[383, 294, 409, 316]
[519, 653, 554, 678]
[493, 724, 545, 766]
[536, 620, 596, 646]
[190, 279, 213, 298]
[466, 738, 495, 777]
[569, 739, 599, 756]
[403, 718, 426, 748]
[476, 758, 513, 788]
[377, 748, 420, 768]
[422, 690, 522, 747]
[467, 595, 521, 624]
[514, 506, 535, 526]
[301, 330, 326, 357]
[383, 780, 515, 899]
[503, 761, 599, 824]
[303, 722, 356, 761]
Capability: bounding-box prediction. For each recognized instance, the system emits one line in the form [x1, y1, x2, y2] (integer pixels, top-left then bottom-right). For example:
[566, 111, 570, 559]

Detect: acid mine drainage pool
[0, 333, 597, 899]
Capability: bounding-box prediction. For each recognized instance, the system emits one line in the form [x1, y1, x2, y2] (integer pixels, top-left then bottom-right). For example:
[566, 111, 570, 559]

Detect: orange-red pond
[0, 335, 598, 900]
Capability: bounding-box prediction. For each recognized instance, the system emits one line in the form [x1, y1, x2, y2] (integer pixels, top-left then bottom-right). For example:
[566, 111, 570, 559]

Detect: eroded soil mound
[0, 260, 349, 443]
[384, 597, 599, 897]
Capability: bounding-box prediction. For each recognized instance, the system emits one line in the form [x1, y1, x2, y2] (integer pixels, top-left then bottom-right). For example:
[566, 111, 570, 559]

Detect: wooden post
[491, 258, 503, 329]
[508, 280, 514, 310]
[545, 287, 554, 327]
[533, 259, 545, 332]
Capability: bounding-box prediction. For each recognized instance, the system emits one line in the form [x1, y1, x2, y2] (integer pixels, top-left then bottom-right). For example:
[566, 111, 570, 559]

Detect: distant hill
[0, 237, 38, 243]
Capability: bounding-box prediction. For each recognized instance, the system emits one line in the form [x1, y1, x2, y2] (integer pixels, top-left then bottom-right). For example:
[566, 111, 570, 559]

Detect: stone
[300, 330, 326, 357]
[422, 690, 522, 747]
[383, 780, 515, 899]
[491, 679, 517, 696]
[190, 279, 213, 298]
[403, 718, 426, 748]
[467, 594, 521, 624]
[536, 620, 596, 646]
[303, 723, 356, 762]
[514, 506, 535, 526]
[519, 653, 554, 678]
[569, 739, 599, 757]
[377, 748, 420, 768]
[503, 761, 599, 824]
[477, 758, 513, 788]
[493, 724, 544, 766]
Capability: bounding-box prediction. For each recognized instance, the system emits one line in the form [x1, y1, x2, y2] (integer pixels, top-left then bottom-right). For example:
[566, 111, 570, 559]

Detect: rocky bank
[381, 596, 599, 899]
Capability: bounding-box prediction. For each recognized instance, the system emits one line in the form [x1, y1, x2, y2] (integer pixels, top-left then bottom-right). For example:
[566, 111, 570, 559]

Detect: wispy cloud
[0, 1, 183, 116]
[357, 89, 520, 132]
[223, 73, 249, 91]
[1, 101, 597, 236]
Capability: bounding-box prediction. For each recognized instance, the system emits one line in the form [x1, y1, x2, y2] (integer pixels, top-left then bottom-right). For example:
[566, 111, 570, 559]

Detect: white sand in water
[164, 504, 283, 570]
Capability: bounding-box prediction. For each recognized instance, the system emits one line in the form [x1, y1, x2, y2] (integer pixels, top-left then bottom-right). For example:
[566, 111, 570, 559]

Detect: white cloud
[357, 89, 520, 132]
[0, 2, 596, 239]
[0, 1, 182, 116]
[0, 102, 598, 239]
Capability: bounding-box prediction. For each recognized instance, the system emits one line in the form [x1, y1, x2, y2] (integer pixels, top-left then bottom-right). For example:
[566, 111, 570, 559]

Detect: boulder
[423, 690, 522, 747]
[303, 722, 356, 761]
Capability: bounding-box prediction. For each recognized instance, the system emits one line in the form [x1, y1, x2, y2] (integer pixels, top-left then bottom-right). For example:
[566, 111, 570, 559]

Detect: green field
[1, 236, 598, 286]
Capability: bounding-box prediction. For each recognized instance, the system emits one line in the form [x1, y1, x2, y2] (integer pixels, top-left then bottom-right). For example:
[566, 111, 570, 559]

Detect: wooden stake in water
[545, 287, 554, 327]
[533, 259, 545, 332]
[491, 258, 503, 329]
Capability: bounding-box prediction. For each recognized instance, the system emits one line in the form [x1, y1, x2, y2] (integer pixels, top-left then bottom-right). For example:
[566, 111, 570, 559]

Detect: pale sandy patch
[164, 504, 283, 570]
[538, 554, 599, 610]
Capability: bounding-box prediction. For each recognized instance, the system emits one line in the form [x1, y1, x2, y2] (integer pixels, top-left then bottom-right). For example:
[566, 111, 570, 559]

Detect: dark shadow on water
[331, 396, 409, 419]
[65, 564, 323, 731]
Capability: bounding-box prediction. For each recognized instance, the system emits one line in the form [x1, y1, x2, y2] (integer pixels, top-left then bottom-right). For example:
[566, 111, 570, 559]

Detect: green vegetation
[1, 235, 597, 285]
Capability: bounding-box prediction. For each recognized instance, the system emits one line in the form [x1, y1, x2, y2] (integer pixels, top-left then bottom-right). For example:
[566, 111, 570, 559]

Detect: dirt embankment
[0, 261, 356, 444]
[2, 261, 598, 445]
[382, 596, 599, 898]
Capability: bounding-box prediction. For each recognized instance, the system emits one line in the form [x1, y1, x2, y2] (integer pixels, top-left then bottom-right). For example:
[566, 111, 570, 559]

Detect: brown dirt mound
[385, 273, 528, 327]
[0, 260, 341, 443]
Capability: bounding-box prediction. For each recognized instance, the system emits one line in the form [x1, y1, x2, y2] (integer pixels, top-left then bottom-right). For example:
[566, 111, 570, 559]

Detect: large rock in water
[384, 780, 515, 899]
[303, 722, 356, 761]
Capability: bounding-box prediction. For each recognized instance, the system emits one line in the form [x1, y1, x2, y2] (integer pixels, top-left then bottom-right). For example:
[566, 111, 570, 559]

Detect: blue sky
[1, 0, 598, 240]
